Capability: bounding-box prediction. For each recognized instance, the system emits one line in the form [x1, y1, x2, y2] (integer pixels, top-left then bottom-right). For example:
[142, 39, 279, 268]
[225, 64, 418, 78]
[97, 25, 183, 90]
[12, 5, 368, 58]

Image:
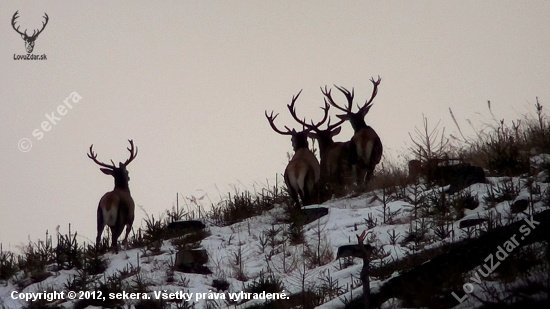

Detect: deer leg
[289, 189, 300, 208]
[122, 216, 134, 248]
[364, 160, 378, 185]
[96, 205, 105, 250]
[110, 226, 118, 254]
[302, 187, 310, 206]
[364, 169, 372, 184]
[297, 188, 306, 208]
[347, 142, 359, 185]
[352, 164, 364, 185]
[306, 170, 318, 205]
[285, 174, 300, 208]
[111, 211, 126, 254]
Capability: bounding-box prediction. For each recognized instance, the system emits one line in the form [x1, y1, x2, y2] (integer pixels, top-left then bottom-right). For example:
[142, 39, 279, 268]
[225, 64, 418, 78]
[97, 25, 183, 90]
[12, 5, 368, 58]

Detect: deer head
[88, 140, 138, 189]
[323, 76, 381, 132]
[265, 90, 317, 152]
[286, 95, 345, 154]
[12, 11, 49, 53]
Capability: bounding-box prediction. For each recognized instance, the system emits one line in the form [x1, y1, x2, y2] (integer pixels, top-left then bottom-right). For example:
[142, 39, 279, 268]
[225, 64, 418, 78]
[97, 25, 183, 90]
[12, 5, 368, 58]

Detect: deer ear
[100, 168, 114, 175]
[336, 114, 350, 121]
[330, 126, 342, 137]
[359, 105, 373, 117]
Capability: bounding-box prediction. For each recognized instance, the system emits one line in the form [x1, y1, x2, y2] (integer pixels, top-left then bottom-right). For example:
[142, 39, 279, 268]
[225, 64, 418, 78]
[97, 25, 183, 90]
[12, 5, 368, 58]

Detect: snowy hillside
[1, 154, 549, 309]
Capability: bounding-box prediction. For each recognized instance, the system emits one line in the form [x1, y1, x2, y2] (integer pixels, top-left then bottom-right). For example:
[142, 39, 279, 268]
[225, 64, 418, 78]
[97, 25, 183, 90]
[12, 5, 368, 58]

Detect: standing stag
[286, 96, 351, 193]
[88, 140, 138, 253]
[323, 77, 383, 185]
[265, 91, 321, 208]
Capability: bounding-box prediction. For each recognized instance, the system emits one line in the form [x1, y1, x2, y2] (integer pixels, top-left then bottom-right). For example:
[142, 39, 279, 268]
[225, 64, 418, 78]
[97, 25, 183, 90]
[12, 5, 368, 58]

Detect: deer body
[96, 187, 134, 252]
[88, 140, 138, 253]
[284, 147, 320, 206]
[319, 141, 350, 180]
[265, 91, 322, 208]
[350, 126, 383, 183]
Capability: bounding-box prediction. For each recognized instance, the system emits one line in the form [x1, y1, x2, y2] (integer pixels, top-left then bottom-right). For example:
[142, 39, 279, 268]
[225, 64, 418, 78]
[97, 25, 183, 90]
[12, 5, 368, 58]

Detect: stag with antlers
[265, 91, 322, 208]
[88, 140, 138, 254]
[323, 77, 383, 186]
[286, 95, 351, 197]
[11, 11, 49, 53]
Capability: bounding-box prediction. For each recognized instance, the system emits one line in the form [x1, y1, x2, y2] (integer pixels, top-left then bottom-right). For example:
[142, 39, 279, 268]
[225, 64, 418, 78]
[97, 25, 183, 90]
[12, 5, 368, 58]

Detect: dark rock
[175, 248, 208, 265]
[174, 249, 211, 274]
[511, 198, 529, 213]
[459, 218, 487, 228]
[176, 264, 212, 275]
[167, 220, 205, 231]
[302, 207, 329, 224]
[401, 231, 424, 244]
[336, 244, 373, 259]
[408, 159, 485, 194]
[446, 165, 486, 194]
[212, 279, 230, 292]
[462, 194, 480, 210]
[407, 159, 423, 181]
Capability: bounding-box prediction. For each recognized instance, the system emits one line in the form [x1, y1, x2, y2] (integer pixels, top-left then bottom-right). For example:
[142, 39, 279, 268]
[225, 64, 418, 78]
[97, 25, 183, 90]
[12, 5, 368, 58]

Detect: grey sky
[1, 1, 549, 248]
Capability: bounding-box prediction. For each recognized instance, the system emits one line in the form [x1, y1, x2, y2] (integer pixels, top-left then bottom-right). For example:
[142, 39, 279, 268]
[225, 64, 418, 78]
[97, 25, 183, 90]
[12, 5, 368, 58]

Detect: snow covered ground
[1, 155, 549, 309]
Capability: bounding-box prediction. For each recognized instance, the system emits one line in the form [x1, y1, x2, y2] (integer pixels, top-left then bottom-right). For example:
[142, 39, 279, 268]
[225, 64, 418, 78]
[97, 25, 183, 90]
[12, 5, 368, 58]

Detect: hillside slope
[1, 155, 549, 309]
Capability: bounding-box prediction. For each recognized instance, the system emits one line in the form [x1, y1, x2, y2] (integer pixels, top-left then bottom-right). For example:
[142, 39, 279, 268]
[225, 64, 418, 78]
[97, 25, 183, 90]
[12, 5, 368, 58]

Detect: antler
[323, 76, 381, 117]
[356, 230, 367, 244]
[123, 139, 138, 166]
[88, 140, 138, 168]
[11, 11, 49, 39]
[30, 13, 49, 39]
[265, 91, 306, 135]
[88, 145, 116, 169]
[11, 11, 25, 36]
[265, 110, 294, 135]
[321, 85, 354, 114]
[358, 76, 381, 115]
[287, 91, 330, 132]
[322, 116, 345, 132]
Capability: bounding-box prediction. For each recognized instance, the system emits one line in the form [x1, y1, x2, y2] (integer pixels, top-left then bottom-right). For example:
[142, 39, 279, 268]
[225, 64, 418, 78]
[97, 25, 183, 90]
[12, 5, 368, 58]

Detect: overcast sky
[1, 0, 549, 249]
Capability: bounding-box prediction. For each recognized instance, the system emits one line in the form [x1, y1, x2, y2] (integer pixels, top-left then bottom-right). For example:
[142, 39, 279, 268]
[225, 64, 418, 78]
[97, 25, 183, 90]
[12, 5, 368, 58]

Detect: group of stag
[266, 76, 384, 208]
[87, 76, 383, 253]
